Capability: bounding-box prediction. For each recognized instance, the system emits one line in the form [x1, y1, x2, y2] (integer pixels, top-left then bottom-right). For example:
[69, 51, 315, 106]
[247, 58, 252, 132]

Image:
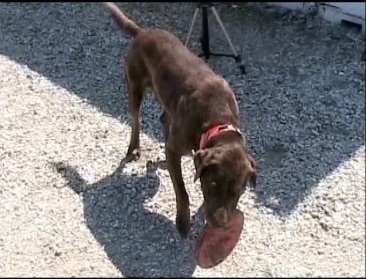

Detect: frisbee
[194, 210, 244, 268]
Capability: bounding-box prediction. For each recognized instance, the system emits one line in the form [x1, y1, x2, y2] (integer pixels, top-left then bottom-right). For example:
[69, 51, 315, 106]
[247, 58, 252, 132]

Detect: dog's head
[193, 145, 257, 227]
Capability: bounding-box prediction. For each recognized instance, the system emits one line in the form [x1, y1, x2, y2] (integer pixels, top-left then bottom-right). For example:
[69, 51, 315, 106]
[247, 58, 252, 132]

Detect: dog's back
[102, 2, 238, 123]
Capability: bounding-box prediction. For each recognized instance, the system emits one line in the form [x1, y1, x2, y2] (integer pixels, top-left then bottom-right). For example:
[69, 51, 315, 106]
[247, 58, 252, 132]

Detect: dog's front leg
[125, 81, 144, 162]
[165, 141, 190, 238]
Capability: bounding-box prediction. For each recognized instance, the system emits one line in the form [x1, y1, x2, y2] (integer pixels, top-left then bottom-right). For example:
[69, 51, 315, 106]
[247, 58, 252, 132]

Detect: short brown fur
[103, 2, 257, 238]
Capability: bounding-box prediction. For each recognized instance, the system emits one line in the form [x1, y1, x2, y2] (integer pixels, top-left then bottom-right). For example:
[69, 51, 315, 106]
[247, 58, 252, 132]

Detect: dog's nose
[214, 207, 228, 225]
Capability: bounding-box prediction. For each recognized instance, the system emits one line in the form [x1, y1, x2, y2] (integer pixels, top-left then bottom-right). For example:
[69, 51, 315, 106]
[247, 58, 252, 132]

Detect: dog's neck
[199, 124, 243, 150]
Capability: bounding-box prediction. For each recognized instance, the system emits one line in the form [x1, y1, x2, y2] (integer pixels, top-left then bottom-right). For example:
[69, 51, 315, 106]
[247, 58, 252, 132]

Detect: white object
[270, 2, 366, 33]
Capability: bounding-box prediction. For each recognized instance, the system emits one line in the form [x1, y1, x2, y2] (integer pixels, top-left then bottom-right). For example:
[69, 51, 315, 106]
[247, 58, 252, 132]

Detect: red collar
[199, 124, 242, 149]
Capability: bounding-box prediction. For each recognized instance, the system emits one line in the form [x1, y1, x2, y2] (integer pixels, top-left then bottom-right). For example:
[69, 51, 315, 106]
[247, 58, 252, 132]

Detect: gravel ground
[0, 2, 365, 277]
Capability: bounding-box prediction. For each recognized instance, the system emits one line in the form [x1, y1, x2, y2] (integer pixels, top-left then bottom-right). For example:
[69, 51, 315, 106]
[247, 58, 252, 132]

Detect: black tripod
[185, 3, 246, 74]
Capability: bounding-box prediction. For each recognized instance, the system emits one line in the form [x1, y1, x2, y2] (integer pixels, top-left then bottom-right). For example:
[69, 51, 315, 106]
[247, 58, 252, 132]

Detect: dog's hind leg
[125, 80, 145, 162]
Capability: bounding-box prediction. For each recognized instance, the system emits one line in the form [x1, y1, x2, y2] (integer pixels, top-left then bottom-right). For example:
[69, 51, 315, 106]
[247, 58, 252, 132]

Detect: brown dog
[103, 2, 257, 238]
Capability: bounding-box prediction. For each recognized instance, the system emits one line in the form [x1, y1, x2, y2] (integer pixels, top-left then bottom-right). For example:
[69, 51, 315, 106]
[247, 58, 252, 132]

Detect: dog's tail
[102, 2, 142, 37]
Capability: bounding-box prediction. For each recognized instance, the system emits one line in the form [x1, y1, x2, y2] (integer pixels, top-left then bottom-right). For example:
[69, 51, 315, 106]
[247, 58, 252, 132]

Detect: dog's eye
[211, 181, 217, 187]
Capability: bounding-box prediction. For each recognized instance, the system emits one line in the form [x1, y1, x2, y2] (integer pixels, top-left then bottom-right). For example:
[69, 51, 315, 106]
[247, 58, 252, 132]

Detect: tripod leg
[210, 7, 238, 56]
[201, 6, 210, 60]
[185, 8, 200, 47]
[210, 7, 246, 74]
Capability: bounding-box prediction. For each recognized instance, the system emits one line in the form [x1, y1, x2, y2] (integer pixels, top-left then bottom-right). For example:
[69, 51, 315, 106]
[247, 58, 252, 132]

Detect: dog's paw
[125, 148, 141, 162]
[176, 213, 191, 239]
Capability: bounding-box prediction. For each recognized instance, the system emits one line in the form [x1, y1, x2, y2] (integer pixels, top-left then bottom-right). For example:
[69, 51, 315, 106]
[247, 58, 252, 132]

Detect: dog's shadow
[52, 160, 204, 278]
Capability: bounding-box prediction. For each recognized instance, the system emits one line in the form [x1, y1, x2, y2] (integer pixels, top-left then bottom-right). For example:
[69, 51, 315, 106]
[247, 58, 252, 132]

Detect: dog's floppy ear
[193, 149, 210, 182]
[247, 154, 257, 188]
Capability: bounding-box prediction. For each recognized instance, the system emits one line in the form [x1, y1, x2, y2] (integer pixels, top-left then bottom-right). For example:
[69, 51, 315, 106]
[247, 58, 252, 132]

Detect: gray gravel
[0, 2, 365, 277]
